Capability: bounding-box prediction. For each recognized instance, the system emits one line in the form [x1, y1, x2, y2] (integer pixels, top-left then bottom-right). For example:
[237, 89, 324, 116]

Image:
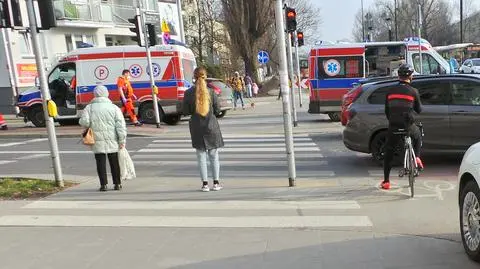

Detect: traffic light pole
[276, 0, 296, 187]
[25, 0, 64, 187]
[286, 32, 298, 127]
[137, 4, 161, 128]
[294, 31, 303, 108]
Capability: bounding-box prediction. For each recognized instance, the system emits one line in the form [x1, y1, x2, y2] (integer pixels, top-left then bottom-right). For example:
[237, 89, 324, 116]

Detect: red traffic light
[287, 10, 296, 18]
[297, 32, 303, 38]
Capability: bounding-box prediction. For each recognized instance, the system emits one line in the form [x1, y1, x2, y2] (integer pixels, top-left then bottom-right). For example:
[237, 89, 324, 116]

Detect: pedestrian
[182, 66, 225, 192]
[232, 71, 245, 110]
[0, 113, 7, 130]
[244, 74, 253, 98]
[252, 82, 259, 97]
[80, 85, 127, 192]
[117, 69, 142, 126]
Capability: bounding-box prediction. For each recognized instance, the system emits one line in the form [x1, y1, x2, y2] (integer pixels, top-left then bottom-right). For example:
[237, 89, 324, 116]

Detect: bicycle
[397, 123, 424, 198]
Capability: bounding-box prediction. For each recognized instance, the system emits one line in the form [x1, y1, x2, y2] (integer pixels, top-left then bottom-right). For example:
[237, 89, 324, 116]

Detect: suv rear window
[367, 85, 393, 104]
[209, 80, 231, 92]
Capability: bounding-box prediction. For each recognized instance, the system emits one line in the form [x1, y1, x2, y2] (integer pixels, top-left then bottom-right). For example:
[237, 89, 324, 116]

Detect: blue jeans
[196, 148, 220, 182]
[233, 91, 244, 108]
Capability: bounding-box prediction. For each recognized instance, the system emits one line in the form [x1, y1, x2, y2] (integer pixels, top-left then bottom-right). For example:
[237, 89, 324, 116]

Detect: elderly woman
[80, 85, 127, 191]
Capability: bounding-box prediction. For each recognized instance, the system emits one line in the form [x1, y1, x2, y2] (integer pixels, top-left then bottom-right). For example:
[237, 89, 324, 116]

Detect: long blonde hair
[194, 67, 210, 117]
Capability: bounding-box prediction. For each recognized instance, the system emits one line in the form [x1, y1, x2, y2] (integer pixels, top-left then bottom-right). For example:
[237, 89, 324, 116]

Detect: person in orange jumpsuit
[0, 113, 7, 130]
[117, 69, 142, 126]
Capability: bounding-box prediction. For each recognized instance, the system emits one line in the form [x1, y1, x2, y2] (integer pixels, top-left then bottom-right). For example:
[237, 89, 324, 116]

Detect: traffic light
[297, 31, 304, 46]
[128, 15, 145, 47]
[285, 7, 296, 33]
[147, 23, 157, 46]
[37, 0, 56, 30]
[0, 0, 22, 28]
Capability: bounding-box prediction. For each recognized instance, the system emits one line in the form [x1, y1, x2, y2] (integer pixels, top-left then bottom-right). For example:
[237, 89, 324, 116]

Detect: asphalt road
[0, 96, 475, 268]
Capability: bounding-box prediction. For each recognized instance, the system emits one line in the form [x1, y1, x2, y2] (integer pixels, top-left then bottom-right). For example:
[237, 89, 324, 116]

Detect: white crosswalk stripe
[0, 200, 373, 228]
[131, 134, 335, 177]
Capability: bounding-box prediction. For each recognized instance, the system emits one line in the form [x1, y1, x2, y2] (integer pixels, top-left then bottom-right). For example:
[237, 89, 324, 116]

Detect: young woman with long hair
[182, 67, 225, 192]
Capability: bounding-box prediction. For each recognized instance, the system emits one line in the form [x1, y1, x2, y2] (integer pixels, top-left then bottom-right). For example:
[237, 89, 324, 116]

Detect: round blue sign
[257, 51, 269, 64]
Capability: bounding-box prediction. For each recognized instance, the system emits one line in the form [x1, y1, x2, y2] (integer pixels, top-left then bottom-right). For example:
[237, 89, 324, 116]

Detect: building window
[18, 32, 33, 56]
[65, 34, 96, 51]
[189, 16, 196, 25]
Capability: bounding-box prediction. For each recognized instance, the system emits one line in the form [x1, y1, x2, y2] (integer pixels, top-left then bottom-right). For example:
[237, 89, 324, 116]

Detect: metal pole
[418, 4, 423, 74]
[2, 29, 19, 115]
[25, 0, 64, 187]
[286, 32, 298, 127]
[394, 0, 398, 41]
[294, 31, 303, 108]
[176, 0, 186, 43]
[460, 0, 463, 43]
[361, 0, 365, 41]
[138, 3, 161, 128]
[276, 0, 296, 187]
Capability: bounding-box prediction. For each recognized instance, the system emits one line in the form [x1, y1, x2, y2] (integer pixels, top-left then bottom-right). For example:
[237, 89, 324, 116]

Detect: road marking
[15, 154, 50, 160]
[152, 138, 314, 143]
[0, 160, 16, 165]
[146, 142, 318, 148]
[0, 215, 372, 228]
[221, 134, 311, 138]
[0, 151, 93, 154]
[133, 160, 328, 166]
[0, 138, 48, 147]
[132, 153, 325, 159]
[138, 147, 320, 153]
[24, 200, 361, 210]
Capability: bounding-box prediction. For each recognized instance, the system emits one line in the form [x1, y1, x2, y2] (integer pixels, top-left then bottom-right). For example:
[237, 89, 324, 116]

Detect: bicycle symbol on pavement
[375, 180, 456, 200]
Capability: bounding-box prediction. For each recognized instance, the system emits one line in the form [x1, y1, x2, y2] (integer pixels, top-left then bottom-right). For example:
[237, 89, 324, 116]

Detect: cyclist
[381, 63, 423, 190]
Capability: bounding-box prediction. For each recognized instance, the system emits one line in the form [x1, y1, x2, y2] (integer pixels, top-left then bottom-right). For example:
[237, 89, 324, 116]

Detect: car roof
[361, 74, 480, 88]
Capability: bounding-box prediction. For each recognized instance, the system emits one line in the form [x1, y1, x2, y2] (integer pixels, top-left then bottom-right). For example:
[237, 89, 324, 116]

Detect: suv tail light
[208, 82, 222, 95]
[342, 86, 363, 125]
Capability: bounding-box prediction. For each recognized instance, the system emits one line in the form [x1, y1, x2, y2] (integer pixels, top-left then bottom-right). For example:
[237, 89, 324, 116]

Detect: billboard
[158, 0, 181, 40]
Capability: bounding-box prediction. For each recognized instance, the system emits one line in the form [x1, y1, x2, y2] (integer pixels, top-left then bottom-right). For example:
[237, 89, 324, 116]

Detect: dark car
[343, 74, 480, 164]
[206, 78, 233, 118]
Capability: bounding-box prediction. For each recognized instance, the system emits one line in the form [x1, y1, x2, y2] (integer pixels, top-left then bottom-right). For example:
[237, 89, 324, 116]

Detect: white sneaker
[212, 183, 223, 191]
[201, 184, 210, 192]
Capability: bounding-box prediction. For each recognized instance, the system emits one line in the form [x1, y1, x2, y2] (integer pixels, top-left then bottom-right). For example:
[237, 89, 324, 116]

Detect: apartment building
[0, 0, 159, 114]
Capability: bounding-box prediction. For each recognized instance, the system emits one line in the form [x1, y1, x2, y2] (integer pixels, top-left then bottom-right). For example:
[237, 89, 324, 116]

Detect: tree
[220, 0, 275, 82]
[352, 0, 454, 46]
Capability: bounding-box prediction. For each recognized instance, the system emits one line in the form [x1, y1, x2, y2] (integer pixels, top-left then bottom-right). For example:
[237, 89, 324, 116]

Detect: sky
[313, 0, 480, 42]
[312, 0, 376, 42]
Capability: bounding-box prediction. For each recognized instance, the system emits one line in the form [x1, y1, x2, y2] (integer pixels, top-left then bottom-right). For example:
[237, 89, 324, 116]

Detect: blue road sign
[257, 50, 269, 64]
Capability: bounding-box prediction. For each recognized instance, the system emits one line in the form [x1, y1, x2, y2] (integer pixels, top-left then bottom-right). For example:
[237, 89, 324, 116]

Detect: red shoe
[416, 157, 424, 170]
[381, 181, 391, 190]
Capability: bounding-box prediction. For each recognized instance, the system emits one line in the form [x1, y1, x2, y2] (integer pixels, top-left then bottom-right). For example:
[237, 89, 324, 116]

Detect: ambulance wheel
[139, 102, 164, 124]
[163, 115, 181, 125]
[328, 112, 341, 122]
[58, 119, 79, 126]
[28, 106, 46, 127]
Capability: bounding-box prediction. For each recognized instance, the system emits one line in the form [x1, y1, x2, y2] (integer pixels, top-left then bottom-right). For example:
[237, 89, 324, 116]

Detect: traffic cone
[0, 113, 7, 130]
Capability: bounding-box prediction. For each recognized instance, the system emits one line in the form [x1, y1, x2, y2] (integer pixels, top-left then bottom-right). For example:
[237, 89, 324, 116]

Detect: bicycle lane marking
[373, 180, 456, 200]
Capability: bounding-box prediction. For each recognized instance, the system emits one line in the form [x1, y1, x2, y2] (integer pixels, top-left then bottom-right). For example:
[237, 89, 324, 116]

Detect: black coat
[182, 87, 224, 151]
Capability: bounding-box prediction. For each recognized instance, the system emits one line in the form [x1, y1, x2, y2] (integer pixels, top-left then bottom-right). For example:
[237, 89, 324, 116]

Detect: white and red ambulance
[308, 37, 453, 122]
[17, 44, 196, 127]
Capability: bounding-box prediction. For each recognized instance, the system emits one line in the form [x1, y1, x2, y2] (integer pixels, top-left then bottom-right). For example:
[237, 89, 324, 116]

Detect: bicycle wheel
[408, 150, 415, 198]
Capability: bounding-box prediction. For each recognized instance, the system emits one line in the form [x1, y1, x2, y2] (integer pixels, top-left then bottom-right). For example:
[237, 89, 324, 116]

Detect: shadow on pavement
[169, 233, 477, 269]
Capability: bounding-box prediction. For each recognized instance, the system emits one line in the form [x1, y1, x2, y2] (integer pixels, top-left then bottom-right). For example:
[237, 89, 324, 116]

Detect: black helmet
[398, 63, 414, 77]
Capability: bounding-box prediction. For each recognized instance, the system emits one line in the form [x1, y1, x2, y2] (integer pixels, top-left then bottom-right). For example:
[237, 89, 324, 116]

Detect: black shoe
[134, 122, 143, 127]
[99, 185, 107, 192]
[114, 184, 122, 191]
[1, 126, 7, 130]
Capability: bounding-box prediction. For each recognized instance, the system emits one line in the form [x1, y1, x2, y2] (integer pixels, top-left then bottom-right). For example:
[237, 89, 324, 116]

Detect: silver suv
[343, 74, 480, 164]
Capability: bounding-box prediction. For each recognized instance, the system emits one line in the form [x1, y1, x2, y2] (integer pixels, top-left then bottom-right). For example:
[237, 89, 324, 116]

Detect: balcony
[52, 0, 138, 28]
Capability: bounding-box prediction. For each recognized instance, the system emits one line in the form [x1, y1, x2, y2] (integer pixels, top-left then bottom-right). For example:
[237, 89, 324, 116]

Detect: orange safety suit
[117, 76, 138, 123]
[0, 113, 7, 130]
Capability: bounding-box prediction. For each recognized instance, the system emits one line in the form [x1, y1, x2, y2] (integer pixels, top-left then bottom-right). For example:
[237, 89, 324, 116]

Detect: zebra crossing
[130, 134, 336, 178]
[0, 200, 373, 228]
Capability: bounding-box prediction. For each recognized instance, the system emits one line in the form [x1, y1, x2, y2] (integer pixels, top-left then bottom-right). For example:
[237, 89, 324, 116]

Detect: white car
[458, 142, 480, 262]
[460, 58, 480, 74]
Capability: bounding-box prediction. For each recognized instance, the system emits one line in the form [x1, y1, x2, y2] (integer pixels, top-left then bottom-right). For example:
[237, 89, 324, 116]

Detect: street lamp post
[394, 0, 398, 40]
[460, 0, 463, 43]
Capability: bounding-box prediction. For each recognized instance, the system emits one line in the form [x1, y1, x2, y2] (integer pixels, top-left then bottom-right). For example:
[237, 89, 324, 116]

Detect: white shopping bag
[119, 147, 136, 180]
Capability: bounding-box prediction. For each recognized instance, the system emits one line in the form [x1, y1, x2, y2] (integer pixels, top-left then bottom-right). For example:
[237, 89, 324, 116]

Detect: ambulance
[16, 44, 196, 127]
[308, 37, 453, 122]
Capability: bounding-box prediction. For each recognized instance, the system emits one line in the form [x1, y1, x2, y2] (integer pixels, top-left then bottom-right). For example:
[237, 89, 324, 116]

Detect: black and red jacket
[384, 81, 422, 128]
